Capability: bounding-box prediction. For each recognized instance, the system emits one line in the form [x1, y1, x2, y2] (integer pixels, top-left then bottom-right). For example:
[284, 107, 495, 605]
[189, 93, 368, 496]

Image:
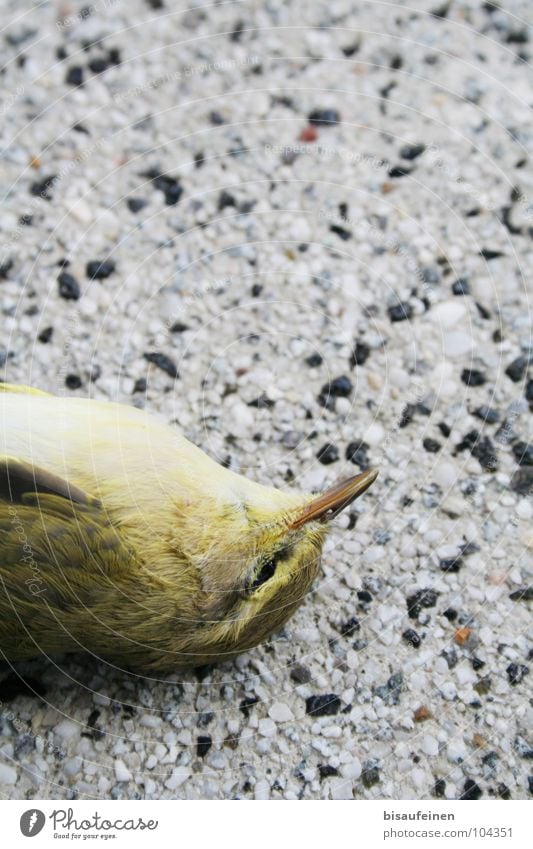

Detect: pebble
[258, 718, 277, 738]
[114, 760, 132, 782]
[305, 695, 341, 717]
[308, 108, 340, 125]
[143, 352, 179, 378]
[505, 356, 529, 383]
[86, 259, 116, 280]
[0, 763, 17, 784]
[388, 302, 413, 322]
[268, 703, 294, 723]
[316, 443, 339, 465]
[165, 770, 191, 790]
[444, 331, 473, 358]
[461, 369, 487, 386]
[57, 271, 80, 301]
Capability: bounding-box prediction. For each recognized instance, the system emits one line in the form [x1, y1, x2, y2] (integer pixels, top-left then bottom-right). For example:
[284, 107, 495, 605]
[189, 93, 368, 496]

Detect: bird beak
[289, 468, 378, 529]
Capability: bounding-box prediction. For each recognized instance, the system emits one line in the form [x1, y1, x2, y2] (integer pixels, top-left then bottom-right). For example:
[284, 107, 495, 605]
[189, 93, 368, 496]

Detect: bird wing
[0, 453, 136, 661]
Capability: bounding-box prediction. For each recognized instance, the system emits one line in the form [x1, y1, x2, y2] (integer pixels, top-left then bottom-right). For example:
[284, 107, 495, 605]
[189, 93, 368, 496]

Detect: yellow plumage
[0, 383, 377, 672]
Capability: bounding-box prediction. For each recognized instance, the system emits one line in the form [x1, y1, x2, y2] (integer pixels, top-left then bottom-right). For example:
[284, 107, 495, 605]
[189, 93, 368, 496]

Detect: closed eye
[246, 543, 294, 594]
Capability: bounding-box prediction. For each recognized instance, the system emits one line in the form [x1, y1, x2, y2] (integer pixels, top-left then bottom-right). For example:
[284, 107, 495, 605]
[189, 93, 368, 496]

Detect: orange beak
[290, 468, 378, 530]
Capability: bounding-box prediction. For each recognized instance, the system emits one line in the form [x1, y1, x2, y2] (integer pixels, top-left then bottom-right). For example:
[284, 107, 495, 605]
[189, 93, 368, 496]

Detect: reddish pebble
[454, 627, 471, 645]
[299, 126, 318, 142]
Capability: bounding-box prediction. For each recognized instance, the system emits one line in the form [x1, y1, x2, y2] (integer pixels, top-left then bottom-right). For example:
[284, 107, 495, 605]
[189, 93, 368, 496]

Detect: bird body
[0, 384, 377, 672]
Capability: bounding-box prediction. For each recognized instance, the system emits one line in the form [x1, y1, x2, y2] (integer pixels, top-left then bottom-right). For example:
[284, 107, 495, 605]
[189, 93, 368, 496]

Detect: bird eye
[248, 557, 277, 593]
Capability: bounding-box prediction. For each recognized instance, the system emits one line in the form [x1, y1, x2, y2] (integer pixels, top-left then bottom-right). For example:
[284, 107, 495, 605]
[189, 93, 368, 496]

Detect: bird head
[172, 468, 378, 665]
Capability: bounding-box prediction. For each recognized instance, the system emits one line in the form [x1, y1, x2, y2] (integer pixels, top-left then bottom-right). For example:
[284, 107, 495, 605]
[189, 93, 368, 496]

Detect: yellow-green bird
[0, 383, 377, 672]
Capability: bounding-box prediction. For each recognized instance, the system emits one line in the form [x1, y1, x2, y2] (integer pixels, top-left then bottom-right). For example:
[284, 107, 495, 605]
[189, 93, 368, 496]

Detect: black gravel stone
[433, 778, 446, 797]
[388, 165, 412, 178]
[65, 66, 84, 86]
[320, 375, 352, 399]
[318, 764, 339, 779]
[438, 421, 451, 437]
[345, 441, 370, 470]
[88, 56, 109, 73]
[127, 197, 148, 213]
[400, 143, 426, 161]
[497, 783, 511, 800]
[439, 555, 463, 573]
[442, 608, 458, 621]
[143, 168, 183, 205]
[239, 696, 259, 717]
[510, 467, 533, 496]
[423, 437, 441, 453]
[509, 586, 533, 602]
[339, 617, 360, 636]
[218, 190, 236, 210]
[513, 441, 533, 466]
[476, 301, 491, 320]
[305, 352, 323, 367]
[330, 223, 352, 240]
[514, 736, 533, 759]
[361, 761, 380, 788]
[506, 355, 529, 383]
[38, 326, 53, 343]
[441, 647, 458, 669]
[248, 394, 275, 409]
[251, 284, 263, 297]
[30, 175, 57, 200]
[196, 735, 212, 758]
[460, 779, 483, 800]
[471, 656, 485, 670]
[305, 694, 341, 717]
[388, 301, 413, 322]
[86, 259, 115, 279]
[308, 108, 341, 126]
[474, 405, 500, 424]
[65, 374, 82, 390]
[132, 378, 147, 394]
[528, 776, 533, 795]
[357, 590, 373, 604]
[350, 341, 370, 367]
[170, 321, 190, 333]
[289, 663, 311, 684]
[107, 47, 121, 65]
[452, 278, 470, 295]
[402, 629, 421, 648]
[0, 259, 13, 279]
[342, 42, 360, 57]
[209, 110, 225, 125]
[375, 672, 403, 705]
[461, 368, 486, 386]
[479, 248, 504, 260]
[144, 352, 180, 378]
[506, 663, 529, 686]
[506, 28, 529, 44]
[399, 404, 416, 428]
[407, 589, 439, 620]
[316, 443, 339, 465]
[57, 271, 80, 300]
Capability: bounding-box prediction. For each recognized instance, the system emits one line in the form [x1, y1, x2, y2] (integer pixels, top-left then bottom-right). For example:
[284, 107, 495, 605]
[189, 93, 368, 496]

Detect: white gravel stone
[258, 718, 277, 738]
[0, 763, 17, 784]
[268, 703, 294, 723]
[114, 760, 133, 783]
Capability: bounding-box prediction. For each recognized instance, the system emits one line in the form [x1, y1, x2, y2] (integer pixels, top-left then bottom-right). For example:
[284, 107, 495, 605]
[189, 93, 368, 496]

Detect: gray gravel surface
[0, 0, 532, 800]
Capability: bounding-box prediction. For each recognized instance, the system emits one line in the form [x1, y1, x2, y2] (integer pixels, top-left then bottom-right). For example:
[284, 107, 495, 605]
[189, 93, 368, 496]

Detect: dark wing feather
[0, 455, 135, 662]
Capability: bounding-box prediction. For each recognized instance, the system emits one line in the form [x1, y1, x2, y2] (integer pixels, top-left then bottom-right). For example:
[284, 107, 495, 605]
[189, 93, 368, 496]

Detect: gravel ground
[0, 0, 532, 801]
